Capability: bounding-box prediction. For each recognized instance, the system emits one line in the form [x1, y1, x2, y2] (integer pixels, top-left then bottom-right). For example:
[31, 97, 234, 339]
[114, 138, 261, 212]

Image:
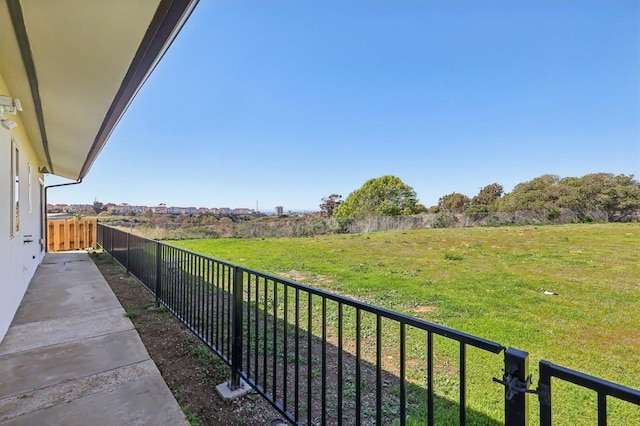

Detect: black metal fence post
[504, 348, 530, 426]
[125, 231, 130, 274]
[155, 241, 162, 307]
[538, 360, 552, 426]
[230, 265, 244, 390]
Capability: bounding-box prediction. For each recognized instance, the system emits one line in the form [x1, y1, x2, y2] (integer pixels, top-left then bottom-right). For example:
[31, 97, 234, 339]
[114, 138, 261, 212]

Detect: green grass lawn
[171, 223, 640, 424]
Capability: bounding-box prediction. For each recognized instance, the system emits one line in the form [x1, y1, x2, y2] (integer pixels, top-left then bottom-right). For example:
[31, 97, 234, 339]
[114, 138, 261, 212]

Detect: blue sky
[48, 0, 640, 211]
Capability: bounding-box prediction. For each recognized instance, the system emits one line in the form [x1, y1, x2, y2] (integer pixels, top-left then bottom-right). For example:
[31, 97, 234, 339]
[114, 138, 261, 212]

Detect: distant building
[275, 206, 284, 215]
[232, 208, 253, 215]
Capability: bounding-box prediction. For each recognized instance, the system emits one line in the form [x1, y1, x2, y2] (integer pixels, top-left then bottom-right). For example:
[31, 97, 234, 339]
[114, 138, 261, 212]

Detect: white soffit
[1, 0, 199, 180]
[23, 0, 161, 179]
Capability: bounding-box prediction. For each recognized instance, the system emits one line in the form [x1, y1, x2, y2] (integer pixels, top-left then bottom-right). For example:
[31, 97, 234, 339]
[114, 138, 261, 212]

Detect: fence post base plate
[215, 379, 250, 401]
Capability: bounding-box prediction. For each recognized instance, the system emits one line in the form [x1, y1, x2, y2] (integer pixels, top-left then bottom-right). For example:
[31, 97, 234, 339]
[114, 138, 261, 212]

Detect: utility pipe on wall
[43, 179, 82, 252]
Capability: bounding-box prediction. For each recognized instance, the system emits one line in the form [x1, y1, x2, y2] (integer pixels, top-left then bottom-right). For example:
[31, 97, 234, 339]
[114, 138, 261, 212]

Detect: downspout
[43, 179, 82, 252]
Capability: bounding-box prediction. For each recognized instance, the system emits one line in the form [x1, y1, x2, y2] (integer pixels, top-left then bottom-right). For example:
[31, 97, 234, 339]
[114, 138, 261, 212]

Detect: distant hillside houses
[47, 203, 256, 216]
[47, 203, 93, 213]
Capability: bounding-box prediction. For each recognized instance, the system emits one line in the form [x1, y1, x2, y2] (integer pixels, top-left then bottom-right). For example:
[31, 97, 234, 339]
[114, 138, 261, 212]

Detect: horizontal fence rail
[96, 224, 639, 425]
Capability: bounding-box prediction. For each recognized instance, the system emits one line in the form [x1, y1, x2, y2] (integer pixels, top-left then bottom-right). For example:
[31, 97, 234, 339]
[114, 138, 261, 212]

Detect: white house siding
[0, 74, 45, 341]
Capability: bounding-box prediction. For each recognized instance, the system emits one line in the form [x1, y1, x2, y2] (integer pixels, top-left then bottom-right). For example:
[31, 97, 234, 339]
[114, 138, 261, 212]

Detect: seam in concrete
[0, 359, 158, 422]
[0, 307, 132, 356]
[0, 351, 157, 402]
[0, 326, 144, 362]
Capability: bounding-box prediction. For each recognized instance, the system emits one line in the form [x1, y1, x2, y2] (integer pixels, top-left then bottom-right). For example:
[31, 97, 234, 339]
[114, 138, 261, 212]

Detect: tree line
[322, 173, 640, 222]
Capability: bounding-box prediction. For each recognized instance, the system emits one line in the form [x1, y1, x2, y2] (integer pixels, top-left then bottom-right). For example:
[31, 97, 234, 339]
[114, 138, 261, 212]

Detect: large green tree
[334, 175, 421, 218]
[497, 174, 560, 211]
[496, 173, 640, 221]
[469, 183, 503, 212]
[438, 192, 470, 213]
[555, 173, 640, 220]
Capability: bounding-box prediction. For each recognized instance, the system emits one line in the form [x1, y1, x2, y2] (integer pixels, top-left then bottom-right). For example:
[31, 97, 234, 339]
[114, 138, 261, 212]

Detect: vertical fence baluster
[598, 393, 607, 426]
[175, 248, 179, 315]
[215, 263, 221, 349]
[400, 323, 406, 426]
[166, 247, 171, 309]
[246, 271, 252, 380]
[125, 230, 130, 274]
[191, 254, 196, 330]
[356, 308, 361, 426]
[273, 279, 278, 401]
[307, 293, 313, 426]
[155, 241, 162, 307]
[210, 259, 215, 346]
[460, 342, 467, 425]
[337, 303, 343, 426]
[294, 288, 300, 423]
[193, 255, 198, 332]
[427, 331, 434, 426]
[198, 255, 203, 335]
[283, 284, 288, 413]
[181, 250, 185, 315]
[263, 277, 268, 391]
[321, 297, 327, 425]
[254, 275, 259, 388]
[200, 256, 205, 336]
[376, 314, 382, 426]
[204, 258, 209, 343]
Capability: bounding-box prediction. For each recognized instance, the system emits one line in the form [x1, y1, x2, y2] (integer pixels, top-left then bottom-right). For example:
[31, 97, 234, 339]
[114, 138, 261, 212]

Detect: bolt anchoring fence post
[230, 265, 244, 390]
[504, 348, 530, 426]
[155, 241, 162, 307]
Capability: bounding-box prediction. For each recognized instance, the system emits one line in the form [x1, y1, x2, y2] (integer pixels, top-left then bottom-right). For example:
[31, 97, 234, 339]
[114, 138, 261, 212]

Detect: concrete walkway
[0, 252, 188, 425]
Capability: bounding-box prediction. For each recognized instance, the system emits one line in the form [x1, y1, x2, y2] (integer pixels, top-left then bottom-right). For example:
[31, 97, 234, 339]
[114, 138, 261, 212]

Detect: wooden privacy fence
[47, 219, 97, 252]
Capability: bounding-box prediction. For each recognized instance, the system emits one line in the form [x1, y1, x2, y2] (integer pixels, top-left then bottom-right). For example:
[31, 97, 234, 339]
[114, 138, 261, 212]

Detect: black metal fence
[97, 224, 639, 425]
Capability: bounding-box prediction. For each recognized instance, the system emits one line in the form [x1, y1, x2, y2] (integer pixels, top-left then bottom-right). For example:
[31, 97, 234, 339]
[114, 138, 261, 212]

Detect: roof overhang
[0, 0, 198, 180]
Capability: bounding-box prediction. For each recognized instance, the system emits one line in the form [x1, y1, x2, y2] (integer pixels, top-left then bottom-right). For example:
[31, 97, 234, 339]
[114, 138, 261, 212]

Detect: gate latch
[493, 370, 550, 404]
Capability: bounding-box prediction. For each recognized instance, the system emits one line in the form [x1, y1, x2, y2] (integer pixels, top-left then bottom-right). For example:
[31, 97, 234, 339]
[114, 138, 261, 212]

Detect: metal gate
[496, 348, 640, 425]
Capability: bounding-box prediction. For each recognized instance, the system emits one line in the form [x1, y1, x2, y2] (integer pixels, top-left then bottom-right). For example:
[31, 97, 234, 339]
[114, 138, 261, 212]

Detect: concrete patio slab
[10, 253, 121, 325]
[0, 252, 188, 425]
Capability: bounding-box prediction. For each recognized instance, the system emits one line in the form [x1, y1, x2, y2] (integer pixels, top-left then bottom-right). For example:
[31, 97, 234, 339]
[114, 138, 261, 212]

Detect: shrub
[431, 213, 459, 228]
[444, 252, 464, 261]
[547, 209, 560, 220]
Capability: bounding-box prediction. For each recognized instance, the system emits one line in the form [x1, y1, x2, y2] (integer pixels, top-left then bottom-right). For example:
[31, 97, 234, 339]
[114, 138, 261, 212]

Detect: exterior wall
[0, 73, 45, 341]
